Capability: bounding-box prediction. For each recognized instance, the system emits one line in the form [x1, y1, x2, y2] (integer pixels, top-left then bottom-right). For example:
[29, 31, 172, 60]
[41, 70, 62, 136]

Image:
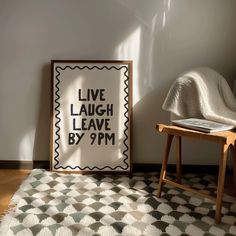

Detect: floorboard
[0, 169, 30, 215]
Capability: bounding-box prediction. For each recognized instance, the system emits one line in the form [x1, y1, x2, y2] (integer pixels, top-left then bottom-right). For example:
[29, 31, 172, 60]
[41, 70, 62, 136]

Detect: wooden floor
[0, 169, 30, 215]
[0, 169, 235, 217]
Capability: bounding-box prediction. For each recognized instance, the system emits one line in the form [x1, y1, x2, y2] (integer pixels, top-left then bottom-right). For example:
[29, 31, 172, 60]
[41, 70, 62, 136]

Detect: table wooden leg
[230, 141, 236, 189]
[157, 134, 174, 198]
[176, 136, 182, 183]
[215, 143, 229, 224]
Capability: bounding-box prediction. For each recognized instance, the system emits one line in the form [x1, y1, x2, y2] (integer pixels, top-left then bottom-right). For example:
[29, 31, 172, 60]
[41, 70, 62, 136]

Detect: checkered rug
[0, 169, 236, 236]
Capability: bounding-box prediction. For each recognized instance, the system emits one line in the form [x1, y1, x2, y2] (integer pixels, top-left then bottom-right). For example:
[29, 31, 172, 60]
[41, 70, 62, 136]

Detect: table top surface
[156, 124, 236, 145]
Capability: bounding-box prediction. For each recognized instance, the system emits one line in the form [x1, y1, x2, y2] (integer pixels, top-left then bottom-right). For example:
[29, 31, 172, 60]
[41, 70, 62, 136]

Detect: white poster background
[52, 62, 131, 172]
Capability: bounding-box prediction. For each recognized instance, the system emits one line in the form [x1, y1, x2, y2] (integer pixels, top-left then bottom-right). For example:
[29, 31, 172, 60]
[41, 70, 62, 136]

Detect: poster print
[51, 60, 132, 173]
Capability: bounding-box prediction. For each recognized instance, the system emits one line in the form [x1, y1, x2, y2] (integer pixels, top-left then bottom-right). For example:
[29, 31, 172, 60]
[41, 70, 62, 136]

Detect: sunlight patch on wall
[167, 0, 171, 11]
[162, 11, 166, 27]
[144, 13, 158, 89]
[19, 129, 35, 160]
[116, 27, 141, 106]
[163, 0, 172, 27]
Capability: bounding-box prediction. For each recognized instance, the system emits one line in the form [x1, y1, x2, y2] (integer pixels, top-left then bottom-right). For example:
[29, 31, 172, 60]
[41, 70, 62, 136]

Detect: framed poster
[51, 60, 132, 173]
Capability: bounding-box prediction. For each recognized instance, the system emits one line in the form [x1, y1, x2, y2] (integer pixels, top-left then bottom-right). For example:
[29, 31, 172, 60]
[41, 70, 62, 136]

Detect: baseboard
[0, 160, 224, 174]
[0, 160, 49, 170]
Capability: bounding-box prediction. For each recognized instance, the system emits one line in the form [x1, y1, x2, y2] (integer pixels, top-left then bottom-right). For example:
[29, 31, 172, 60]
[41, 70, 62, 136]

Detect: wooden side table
[156, 124, 236, 223]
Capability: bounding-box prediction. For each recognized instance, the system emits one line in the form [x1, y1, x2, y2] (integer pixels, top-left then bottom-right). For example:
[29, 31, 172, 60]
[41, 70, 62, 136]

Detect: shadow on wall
[27, 0, 235, 165]
[132, 86, 170, 163]
[33, 64, 51, 164]
[113, 0, 175, 163]
[115, 0, 236, 164]
[30, 0, 176, 164]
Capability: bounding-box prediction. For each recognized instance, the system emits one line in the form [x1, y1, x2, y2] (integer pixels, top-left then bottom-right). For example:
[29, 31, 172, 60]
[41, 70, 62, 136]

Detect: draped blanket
[162, 68, 236, 126]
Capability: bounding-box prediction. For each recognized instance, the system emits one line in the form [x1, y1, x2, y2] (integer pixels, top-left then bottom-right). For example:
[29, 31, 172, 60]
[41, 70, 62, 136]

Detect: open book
[172, 118, 235, 133]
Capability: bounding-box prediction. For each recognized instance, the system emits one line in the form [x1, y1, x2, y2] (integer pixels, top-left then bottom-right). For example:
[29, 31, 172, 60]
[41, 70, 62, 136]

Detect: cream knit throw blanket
[162, 67, 236, 126]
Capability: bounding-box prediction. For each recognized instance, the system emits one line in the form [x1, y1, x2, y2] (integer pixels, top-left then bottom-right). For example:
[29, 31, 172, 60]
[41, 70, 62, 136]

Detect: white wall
[0, 0, 236, 164]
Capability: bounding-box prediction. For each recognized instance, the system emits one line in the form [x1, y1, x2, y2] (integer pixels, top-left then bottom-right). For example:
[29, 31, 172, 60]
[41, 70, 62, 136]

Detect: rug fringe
[0, 204, 16, 222]
[0, 169, 35, 222]
[0, 204, 17, 235]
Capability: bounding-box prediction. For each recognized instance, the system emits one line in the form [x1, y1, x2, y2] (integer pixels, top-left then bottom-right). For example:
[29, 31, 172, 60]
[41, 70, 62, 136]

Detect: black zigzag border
[53, 65, 130, 171]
